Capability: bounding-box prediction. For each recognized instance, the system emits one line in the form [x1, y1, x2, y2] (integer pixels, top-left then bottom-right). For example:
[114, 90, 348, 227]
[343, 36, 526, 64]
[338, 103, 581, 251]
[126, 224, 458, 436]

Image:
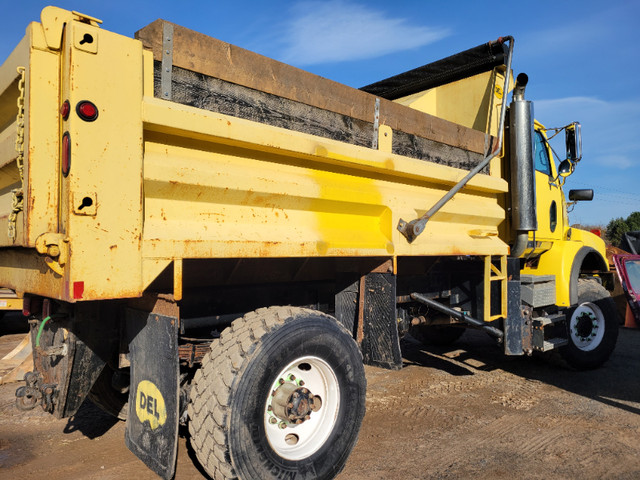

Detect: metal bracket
[161, 23, 174, 100]
[39, 7, 102, 51]
[371, 97, 380, 149]
[35, 232, 70, 275]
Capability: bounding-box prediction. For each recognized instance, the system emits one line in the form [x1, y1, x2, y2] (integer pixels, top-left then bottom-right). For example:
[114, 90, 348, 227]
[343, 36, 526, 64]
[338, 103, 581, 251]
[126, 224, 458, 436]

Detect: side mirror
[565, 122, 582, 162]
[558, 159, 573, 177]
[568, 189, 593, 201]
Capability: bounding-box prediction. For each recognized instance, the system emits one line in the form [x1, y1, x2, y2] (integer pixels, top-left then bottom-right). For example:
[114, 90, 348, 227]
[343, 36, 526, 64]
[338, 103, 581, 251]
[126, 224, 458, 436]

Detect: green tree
[626, 211, 640, 231]
[605, 217, 629, 247]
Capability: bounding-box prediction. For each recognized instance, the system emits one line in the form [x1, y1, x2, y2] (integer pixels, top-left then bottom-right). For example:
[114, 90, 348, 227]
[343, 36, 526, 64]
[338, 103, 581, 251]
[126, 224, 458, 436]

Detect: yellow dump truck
[1, 7, 618, 479]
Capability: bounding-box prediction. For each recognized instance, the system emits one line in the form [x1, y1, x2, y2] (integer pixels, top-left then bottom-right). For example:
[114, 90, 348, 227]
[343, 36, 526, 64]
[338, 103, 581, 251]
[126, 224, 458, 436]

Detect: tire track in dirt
[364, 354, 564, 474]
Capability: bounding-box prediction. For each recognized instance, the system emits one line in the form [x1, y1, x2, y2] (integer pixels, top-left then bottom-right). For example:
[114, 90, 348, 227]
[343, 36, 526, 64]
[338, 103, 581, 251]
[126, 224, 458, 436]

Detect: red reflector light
[22, 296, 42, 316]
[60, 100, 70, 120]
[76, 101, 98, 121]
[73, 281, 85, 299]
[22, 296, 31, 316]
[62, 132, 71, 177]
[590, 228, 602, 237]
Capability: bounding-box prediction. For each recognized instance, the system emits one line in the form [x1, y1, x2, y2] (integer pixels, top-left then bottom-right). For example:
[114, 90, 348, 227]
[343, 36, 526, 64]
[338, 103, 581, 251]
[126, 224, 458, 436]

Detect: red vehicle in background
[613, 254, 640, 326]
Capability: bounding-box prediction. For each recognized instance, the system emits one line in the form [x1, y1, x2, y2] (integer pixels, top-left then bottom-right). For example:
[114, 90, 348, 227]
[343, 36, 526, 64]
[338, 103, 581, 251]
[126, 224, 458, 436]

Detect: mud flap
[360, 272, 402, 370]
[124, 310, 179, 480]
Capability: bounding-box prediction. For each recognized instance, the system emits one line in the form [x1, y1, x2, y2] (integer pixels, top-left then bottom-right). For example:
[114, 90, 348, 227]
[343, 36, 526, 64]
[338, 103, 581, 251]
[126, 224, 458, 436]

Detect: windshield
[623, 259, 640, 293]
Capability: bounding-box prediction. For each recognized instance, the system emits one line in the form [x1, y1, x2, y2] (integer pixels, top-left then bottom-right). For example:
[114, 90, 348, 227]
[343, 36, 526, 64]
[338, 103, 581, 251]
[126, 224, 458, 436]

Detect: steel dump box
[0, 8, 508, 303]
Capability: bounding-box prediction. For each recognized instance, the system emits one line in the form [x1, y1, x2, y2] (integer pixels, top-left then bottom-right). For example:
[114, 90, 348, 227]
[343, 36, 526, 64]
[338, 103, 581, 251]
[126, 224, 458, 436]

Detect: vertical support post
[483, 255, 491, 322]
[504, 257, 526, 355]
[161, 22, 173, 100]
[173, 258, 182, 301]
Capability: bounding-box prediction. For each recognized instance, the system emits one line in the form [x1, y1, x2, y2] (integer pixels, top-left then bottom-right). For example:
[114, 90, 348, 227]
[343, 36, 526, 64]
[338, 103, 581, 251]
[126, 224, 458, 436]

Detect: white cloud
[596, 154, 635, 170]
[533, 95, 640, 224]
[535, 96, 640, 169]
[279, 1, 450, 65]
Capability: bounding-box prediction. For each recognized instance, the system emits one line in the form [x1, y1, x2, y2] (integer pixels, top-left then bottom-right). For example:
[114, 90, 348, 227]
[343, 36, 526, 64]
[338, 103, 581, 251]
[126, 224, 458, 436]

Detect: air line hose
[35, 316, 52, 347]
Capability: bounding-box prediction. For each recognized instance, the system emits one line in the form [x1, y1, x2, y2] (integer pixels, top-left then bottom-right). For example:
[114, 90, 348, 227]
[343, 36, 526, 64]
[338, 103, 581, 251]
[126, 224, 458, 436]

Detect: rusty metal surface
[1, 8, 509, 305]
[178, 342, 210, 367]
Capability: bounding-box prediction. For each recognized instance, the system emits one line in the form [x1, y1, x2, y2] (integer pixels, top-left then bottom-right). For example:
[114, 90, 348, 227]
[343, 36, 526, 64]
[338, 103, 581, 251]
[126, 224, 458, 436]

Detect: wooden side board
[135, 19, 493, 157]
[157, 64, 486, 170]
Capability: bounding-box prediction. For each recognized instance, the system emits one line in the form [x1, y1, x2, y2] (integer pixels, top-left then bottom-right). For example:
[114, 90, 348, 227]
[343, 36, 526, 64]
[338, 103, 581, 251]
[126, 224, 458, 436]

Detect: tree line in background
[605, 212, 640, 248]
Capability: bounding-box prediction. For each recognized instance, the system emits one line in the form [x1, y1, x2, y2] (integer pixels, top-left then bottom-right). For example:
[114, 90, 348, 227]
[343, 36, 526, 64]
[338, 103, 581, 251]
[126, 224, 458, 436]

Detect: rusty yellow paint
[0, 298, 22, 310]
[173, 259, 183, 301]
[0, 7, 511, 304]
[57, 17, 144, 300]
[142, 98, 508, 263]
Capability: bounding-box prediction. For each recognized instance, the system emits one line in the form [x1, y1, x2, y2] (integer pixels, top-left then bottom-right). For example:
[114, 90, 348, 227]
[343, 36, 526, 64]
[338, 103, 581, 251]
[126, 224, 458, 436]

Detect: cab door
[531, 128, 565, 246]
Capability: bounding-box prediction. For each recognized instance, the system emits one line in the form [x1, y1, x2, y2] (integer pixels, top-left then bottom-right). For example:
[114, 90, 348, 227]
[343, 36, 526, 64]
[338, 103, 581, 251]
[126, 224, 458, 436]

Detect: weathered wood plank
[163, 64, 374, 148]
[135, 19, 492, 155]
[156, 63, 486, 170]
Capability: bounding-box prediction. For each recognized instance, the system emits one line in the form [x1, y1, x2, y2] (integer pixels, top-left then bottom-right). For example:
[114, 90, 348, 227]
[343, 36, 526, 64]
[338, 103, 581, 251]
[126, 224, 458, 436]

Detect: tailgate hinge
[35, 233, 69, 276]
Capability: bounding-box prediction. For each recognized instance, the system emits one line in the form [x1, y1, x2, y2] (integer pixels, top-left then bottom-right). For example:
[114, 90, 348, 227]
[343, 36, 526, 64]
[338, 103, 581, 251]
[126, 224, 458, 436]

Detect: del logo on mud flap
[135, 380, 167, 430]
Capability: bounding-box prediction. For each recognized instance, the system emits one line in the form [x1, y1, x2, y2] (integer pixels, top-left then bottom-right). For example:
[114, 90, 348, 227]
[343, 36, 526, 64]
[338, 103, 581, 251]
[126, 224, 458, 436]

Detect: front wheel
[188, 306, 366, 480]
[559, 279, 619, 370]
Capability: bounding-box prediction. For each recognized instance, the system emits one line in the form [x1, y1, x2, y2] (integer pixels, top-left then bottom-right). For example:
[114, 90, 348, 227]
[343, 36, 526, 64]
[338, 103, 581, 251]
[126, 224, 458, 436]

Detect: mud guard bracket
[125, 309, 179, 480]
[504, 258, 526, 355]
[359, 273, 402, 370]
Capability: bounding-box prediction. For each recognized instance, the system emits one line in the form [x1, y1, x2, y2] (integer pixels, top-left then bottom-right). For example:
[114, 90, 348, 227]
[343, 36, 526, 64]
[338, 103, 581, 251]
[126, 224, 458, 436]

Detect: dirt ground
[1, 314, 640, 480]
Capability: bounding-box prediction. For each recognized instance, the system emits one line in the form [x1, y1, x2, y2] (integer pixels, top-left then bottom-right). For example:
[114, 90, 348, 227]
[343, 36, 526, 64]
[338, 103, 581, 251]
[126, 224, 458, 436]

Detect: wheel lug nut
[269, 417, 277, 424]
[289, 374, 296, 381]
[279, 422, 287, 429]
[279, 378, 285, 385]
[299, 380, 305, 386]
[267, 405, 272, 411]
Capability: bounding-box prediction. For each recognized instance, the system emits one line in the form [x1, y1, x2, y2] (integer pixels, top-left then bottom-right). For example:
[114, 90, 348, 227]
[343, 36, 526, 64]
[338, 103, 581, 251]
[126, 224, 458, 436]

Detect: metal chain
[8, 66, 26, 240]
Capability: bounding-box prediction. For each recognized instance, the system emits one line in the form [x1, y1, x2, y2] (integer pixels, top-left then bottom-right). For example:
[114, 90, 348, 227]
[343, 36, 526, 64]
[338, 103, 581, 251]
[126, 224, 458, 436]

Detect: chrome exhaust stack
[509, 73, 537, 257]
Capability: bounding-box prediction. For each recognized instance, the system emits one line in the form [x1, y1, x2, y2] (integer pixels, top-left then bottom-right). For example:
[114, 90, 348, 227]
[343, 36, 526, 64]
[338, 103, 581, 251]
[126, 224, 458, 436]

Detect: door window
[534, 131, 552, 176]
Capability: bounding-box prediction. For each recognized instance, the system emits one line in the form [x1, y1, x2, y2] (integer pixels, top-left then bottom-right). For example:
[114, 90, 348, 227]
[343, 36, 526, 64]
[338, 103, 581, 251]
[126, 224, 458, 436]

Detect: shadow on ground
[402, 326, 640, 415]
[63, 400, 121, 438]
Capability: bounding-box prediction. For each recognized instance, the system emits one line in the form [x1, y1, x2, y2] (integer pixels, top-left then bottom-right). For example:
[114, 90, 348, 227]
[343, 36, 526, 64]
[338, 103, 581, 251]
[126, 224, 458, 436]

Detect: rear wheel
[559, 279, 618, 370]
[188, 306, 366, 480]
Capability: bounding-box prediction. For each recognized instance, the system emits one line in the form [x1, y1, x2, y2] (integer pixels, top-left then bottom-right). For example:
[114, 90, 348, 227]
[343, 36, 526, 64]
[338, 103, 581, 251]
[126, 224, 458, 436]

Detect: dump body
[0, 10, 508, 304]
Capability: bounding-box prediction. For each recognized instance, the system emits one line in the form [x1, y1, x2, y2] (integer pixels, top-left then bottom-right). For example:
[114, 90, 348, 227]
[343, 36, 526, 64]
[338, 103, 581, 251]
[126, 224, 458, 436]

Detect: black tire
[87, 366, 128, 420]
[558, 279, 619, 370]
[409, 324, 465, 346]
[188, 306, 366, 480]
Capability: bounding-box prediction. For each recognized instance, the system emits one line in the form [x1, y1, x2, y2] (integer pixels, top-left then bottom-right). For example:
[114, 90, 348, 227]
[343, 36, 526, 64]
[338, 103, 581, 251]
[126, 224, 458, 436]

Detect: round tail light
[76, 101, 98, 121]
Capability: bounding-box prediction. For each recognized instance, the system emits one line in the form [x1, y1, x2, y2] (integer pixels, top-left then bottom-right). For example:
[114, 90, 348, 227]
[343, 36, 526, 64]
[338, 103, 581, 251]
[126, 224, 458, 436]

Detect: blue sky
[2, 1, 638, 227]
